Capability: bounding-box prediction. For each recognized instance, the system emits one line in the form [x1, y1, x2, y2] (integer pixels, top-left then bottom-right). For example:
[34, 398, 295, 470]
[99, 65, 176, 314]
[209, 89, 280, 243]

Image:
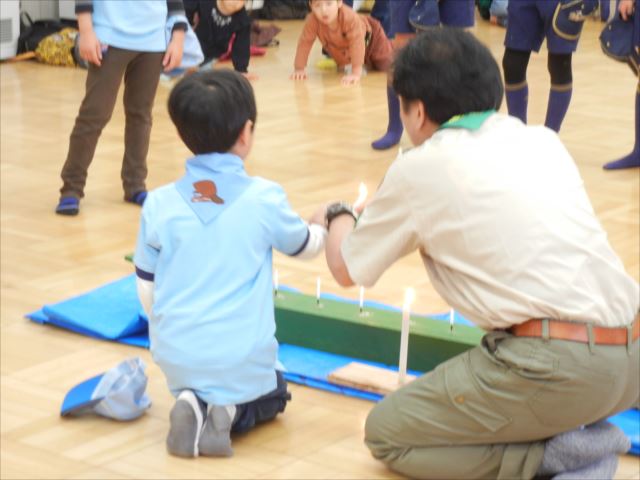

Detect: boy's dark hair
[168, 70, 257, 154]
[392, 28, 503, 125]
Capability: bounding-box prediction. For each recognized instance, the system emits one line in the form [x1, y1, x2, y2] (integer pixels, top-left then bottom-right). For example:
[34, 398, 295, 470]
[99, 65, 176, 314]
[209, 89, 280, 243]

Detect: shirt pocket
[444, 353, 512, 433]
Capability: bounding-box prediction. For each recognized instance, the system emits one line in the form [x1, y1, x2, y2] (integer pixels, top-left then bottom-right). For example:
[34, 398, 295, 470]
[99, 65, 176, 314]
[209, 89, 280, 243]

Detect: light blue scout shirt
[134, 153, 309, 405]
[91, 0, 170, 52]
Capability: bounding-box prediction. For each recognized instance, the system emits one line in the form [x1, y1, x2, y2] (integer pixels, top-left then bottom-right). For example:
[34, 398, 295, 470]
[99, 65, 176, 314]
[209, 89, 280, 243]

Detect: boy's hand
[618, 0, 634, 20]
[192, 11, 200, 28]
[77, 13, 103, 66]
[163, 30, 185, 72]
[290, 69, 308, 80]
[242, 71, 259, 81]
[341, 73, 361, 86]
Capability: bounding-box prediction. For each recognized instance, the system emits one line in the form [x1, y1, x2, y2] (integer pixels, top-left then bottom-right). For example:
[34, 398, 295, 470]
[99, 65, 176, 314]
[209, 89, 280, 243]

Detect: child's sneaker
[55, 196, 80, 216]
[166, 390, 205, 458]
[126, 191, 147, 206]
[198, 405, 236, 457]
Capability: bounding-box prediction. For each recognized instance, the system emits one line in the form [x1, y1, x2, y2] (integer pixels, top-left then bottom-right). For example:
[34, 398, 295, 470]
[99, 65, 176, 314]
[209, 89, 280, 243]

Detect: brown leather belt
[508, 314, 640, 345]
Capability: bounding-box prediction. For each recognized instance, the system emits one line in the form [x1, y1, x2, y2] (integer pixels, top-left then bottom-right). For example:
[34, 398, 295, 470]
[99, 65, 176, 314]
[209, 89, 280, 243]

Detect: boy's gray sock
[552, 454, 619, 480]
[198, 404, 236, 457]
[538, 420, 631, 475]
[166, 390, 205, 458]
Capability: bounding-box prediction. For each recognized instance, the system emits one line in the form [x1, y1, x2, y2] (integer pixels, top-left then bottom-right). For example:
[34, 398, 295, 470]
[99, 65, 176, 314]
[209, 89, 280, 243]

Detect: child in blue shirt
[56, 0, 187, 215]
[134, 70, 326, 458]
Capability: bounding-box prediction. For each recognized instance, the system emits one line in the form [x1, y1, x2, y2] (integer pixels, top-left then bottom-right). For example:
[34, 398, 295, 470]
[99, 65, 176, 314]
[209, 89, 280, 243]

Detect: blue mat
[26, 275, 639, 455]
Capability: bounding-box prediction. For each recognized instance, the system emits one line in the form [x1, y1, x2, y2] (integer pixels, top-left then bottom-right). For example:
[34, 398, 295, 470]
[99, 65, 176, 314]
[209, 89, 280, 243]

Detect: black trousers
[232, 370, 291, 433]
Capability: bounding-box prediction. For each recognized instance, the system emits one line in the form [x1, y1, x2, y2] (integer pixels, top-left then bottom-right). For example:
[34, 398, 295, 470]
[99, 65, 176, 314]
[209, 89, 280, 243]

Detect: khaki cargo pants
[365, 330, 639, 479]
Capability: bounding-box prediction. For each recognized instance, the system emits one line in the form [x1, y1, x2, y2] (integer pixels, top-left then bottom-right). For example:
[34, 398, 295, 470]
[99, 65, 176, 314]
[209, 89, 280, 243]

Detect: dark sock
[505, 82, 528, 124]
[552, 454, 618, 480]
[544, 84, 572, 132]
[372, 86, 403, 150]
[604, 90, 639, 170]
[538, 421, 631, 476]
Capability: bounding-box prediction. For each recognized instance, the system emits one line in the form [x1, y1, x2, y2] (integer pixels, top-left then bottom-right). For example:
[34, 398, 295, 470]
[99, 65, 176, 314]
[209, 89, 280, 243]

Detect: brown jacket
[293, 6, 392, 71]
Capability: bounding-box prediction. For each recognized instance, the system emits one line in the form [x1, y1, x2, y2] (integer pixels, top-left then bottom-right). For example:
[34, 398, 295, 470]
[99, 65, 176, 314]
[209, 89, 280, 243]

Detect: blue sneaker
[55, 196, 79, 216]
[126, 191, 147, 206]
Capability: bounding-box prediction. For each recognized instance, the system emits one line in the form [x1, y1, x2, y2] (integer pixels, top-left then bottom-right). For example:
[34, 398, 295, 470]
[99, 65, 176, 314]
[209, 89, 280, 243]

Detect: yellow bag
[35, 28, 78, 67]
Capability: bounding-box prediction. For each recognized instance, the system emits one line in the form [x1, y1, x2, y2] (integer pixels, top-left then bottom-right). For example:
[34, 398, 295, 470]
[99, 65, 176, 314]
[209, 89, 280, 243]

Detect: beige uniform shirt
[342, 113, 639, 330]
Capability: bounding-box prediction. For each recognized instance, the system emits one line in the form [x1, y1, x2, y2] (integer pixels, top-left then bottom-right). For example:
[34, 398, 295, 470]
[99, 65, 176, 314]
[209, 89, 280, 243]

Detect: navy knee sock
[505, 82, 528, 124]
[372, 86, 403, 150]
[604, 89, 640, 170]
[545, 84, 572, 132]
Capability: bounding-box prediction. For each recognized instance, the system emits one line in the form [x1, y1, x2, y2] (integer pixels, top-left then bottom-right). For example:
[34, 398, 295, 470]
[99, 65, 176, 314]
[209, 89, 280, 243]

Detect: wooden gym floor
[1, 15, 639, 480]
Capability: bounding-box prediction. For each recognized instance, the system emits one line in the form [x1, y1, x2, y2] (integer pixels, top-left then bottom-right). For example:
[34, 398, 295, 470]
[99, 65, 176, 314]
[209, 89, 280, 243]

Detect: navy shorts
[504, 0, 581, 54]
[389, 0, 475, 38]
[634, 0, 640, 74]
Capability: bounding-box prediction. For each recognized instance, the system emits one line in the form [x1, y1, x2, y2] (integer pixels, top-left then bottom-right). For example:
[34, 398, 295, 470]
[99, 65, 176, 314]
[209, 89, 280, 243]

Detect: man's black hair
[168, 69, 257, 154]
[392, 28, 503, 124]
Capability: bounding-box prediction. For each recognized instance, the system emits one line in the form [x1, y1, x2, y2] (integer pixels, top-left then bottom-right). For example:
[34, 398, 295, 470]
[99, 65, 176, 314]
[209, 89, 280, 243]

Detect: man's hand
[290, 69, 308, 80]
[163, 30, 185, 72]
[619, 0, 635, 20]
[77, 13, 103, 66]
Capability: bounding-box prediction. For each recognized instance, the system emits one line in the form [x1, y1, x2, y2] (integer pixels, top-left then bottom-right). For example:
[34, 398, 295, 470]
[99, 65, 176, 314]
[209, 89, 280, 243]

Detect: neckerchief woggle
[438, 110, 496, 131]
[174, 153, 252, 225]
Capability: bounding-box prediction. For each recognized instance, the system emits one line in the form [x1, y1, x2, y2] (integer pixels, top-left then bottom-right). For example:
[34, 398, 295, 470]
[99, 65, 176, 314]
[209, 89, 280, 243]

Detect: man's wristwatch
[325, 201, 356, 228]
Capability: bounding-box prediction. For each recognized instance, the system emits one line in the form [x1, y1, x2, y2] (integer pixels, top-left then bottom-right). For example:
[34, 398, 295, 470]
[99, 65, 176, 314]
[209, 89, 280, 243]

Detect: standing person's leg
[541, 0, 596, 132]
[503, 0, 543, 124]
[604, 2, 639, 169]
[544, 52, 573, 132]
[371, 0, 390, 35]
[198, 370, 291, 457]
[364, 331, 639, 479]
[604, 82, 640, 169]
[121, 51, 164, 204]
[369, 20, 402, 151]
[439, 0, 475, 28]
[58, 48, 134, 214]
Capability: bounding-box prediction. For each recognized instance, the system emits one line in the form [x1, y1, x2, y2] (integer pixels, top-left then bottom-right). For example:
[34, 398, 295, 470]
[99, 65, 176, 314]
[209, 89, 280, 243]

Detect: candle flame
[354, 182, 369, 210]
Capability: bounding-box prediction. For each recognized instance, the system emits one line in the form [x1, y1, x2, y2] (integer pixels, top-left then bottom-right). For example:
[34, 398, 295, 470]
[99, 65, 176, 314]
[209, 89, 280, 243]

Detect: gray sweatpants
[365, 330, 639, 479]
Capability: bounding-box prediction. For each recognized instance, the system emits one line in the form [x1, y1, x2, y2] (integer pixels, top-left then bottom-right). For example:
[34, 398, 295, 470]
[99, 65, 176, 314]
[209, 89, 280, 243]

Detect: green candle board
[274, 290, 484, 373]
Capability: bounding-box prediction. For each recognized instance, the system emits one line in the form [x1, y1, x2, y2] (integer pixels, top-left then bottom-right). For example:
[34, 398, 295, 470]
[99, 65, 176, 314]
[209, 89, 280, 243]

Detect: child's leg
[167, 390, 206, 458]
[198, 371, 291, 457]
[59, 48, 132, 200]
[544, 52, 573, 132]
[502, 48, 531, 124]
[369, 22, 403, 150]
[604, 85, 640, 170]
[121, 51, 164, 201]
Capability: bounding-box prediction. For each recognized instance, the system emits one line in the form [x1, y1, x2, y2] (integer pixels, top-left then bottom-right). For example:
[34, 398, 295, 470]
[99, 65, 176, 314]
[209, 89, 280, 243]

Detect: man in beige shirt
[321, 29, 639, 479]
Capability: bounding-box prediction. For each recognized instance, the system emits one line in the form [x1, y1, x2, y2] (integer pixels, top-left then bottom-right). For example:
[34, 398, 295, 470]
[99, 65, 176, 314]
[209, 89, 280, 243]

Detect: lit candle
[359, 286, 365, 314]
[449, 308, 454, 333]
[353, 182, 369, 212]
[398, 287, 415, 385]
[316, 277, 321, 306]
[273, 268, 279, 296]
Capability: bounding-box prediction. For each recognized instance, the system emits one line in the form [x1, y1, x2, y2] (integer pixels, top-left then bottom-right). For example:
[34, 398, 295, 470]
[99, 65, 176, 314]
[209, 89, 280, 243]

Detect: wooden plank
[328, 362, 416, 395]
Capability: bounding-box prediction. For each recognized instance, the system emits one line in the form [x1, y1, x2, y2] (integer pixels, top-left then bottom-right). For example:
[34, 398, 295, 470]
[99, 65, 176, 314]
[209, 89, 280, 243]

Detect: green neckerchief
[438, 110, 496, 131]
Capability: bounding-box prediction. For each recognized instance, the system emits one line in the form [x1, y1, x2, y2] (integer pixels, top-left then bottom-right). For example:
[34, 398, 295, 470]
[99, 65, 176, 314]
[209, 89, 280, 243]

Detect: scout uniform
[342, 111, 640, 479]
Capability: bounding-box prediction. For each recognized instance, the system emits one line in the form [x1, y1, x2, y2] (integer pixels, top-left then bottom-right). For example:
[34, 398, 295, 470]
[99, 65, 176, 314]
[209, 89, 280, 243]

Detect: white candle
[316, 277, 321, 305]
[398, 287, 415, 385]
[353, 182, 369, 211]
[449, 308, 454, 332]
[359, 286, 365, 313]
[273, 268, 279, 295]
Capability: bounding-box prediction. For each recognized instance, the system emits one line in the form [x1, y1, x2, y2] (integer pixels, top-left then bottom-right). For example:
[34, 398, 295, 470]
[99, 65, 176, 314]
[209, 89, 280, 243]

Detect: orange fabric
[509, 314, 640, 345]
[294, 6, 392, 71]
